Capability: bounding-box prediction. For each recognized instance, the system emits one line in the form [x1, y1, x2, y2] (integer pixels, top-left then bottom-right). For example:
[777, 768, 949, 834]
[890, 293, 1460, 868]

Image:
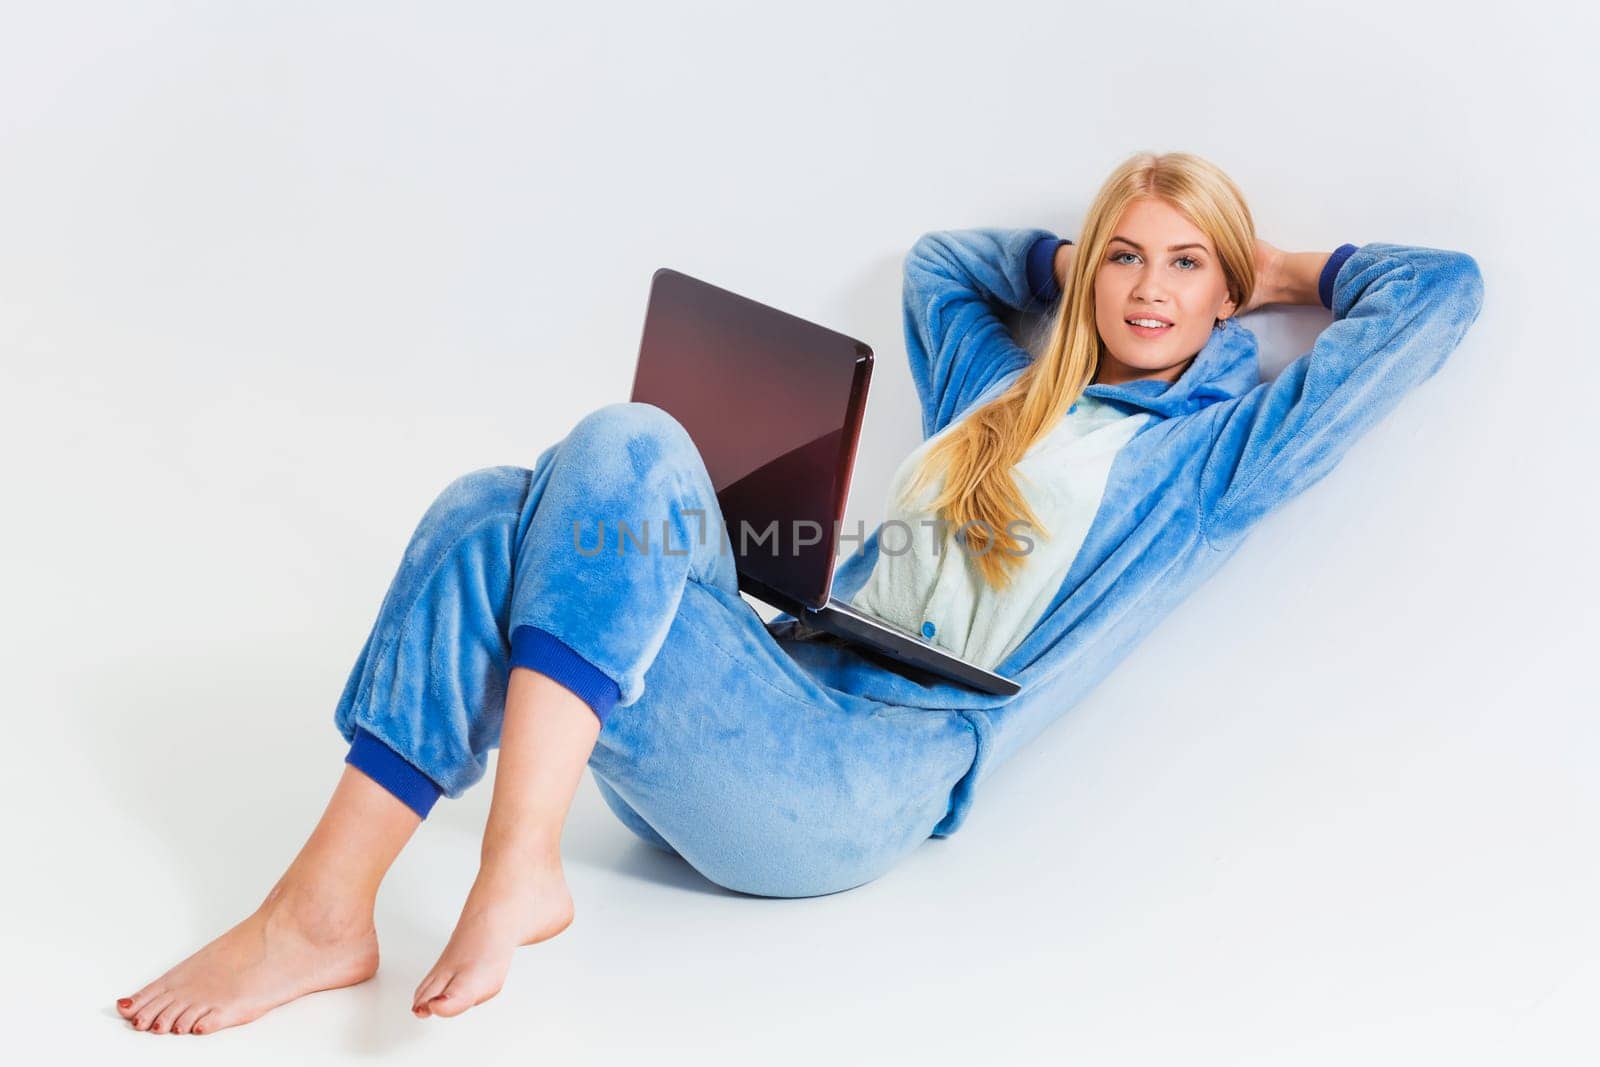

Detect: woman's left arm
[1197, 241, 1486, 549]
[1244, 244, 1334, 312]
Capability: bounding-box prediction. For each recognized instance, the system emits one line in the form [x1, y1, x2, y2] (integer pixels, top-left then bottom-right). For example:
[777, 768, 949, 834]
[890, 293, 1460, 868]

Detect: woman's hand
[1237, 238, 1285, 315]
[1053, 241, 1076, 291]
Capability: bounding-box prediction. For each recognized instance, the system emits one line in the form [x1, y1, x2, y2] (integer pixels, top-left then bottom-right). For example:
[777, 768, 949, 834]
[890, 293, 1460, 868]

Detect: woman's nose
[1130, 272, 1170, 303]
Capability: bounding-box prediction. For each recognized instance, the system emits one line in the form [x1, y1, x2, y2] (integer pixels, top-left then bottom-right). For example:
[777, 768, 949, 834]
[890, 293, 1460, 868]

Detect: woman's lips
[1127, 321, 1173, 339]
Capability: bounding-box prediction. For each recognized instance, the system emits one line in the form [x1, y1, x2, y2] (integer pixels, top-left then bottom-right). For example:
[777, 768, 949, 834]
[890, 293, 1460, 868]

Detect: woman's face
[1092, 196, 1237, 386]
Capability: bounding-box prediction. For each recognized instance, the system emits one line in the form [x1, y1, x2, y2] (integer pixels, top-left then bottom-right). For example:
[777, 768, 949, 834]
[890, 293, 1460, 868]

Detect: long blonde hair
[898, 150, 1259, 590]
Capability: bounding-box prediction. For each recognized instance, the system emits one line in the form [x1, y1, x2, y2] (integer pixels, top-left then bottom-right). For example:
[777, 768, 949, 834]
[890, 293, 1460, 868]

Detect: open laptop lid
[629, 268, 873, 610]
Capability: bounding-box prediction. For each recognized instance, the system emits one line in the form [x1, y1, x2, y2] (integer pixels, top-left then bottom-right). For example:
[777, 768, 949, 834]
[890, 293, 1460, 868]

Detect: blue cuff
[345, 727, 443, 819]
[1026, 235, 1072, 304]
[1319, 242, 1360, 311]
[509, 625, 621, 726]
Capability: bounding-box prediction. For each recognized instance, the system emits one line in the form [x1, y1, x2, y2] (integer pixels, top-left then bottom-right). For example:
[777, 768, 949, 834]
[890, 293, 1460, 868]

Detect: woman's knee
[421, 465, 530, 537]
[563, 402, 696, 477]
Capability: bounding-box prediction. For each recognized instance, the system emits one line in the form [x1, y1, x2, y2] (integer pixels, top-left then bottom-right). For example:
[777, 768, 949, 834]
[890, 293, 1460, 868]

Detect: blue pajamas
[333, 231, 1485, 900]
[333, 401, 977, 898]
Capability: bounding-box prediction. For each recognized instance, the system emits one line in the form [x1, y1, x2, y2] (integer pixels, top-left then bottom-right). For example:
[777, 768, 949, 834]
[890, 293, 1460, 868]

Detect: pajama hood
[761, 227, 1485, 834]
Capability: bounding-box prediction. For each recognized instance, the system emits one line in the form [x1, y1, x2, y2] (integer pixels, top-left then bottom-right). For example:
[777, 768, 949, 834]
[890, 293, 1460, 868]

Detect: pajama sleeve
[902, 228, 1072, 439]
[1197, 241, 1486, 549]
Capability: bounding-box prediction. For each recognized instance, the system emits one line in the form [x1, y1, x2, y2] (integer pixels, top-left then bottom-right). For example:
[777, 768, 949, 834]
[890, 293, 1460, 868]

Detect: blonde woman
[116, 151, 1484, 1035]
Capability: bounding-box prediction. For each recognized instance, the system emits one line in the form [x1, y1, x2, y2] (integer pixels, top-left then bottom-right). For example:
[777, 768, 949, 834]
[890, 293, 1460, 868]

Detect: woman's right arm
[902, 227, 1061, 439]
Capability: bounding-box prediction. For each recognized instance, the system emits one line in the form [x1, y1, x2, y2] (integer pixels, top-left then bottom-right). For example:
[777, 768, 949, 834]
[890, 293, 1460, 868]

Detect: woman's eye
[1110, 251, 1199, 269]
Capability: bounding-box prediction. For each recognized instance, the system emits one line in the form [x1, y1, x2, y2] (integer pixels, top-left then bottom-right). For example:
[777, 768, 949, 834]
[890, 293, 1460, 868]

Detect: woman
[114, 151, 1484, 1035]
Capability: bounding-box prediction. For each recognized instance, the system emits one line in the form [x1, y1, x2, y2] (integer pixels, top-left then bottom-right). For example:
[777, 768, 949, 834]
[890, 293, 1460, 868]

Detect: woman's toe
[188, 1008, 215, 1035]
[150, 997, 186, 1033]
[123, 986, 163, 1019]
[172, 1002, 209, 1034]
[132, 993, 174, 1031]
[194, 1004, 244, 1035]
[412, 972, 449, 1016]
[423, 973, 462, 1017]
[428, 991, 469, 1018]
[431, 972, 497, 1017]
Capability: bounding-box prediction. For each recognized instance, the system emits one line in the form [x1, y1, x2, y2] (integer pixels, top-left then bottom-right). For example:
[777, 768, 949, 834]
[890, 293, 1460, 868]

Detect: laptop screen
[629, 268, 873, 610]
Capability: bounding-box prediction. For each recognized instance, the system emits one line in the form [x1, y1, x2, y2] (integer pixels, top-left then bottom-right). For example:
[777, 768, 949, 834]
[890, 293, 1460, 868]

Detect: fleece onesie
[333, 227, 1484, 898]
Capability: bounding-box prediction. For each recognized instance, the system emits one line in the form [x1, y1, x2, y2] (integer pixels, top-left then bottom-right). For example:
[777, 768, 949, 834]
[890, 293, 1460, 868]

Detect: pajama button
[921, 621, 936, 639]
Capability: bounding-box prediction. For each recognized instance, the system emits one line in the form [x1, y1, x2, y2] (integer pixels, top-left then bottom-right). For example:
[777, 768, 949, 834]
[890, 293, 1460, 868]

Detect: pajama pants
[332, 401, 979, 898]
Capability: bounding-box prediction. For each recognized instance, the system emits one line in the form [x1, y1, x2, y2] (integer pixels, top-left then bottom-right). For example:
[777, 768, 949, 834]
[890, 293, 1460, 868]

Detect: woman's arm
[902, 227, 1059, 439]
[1247, 244, 1332, 311]
[1196, 241, 1485, 549]
[1053, 241, 1076, 291]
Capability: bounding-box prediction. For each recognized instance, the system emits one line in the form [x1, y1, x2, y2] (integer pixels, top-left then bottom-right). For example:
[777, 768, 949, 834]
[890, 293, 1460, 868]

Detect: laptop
[628, 266, 1022, 697]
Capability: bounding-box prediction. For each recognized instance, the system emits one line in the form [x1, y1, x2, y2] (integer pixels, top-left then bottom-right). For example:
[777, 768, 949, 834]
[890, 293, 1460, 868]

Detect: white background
[3, 1, 1595, 1063]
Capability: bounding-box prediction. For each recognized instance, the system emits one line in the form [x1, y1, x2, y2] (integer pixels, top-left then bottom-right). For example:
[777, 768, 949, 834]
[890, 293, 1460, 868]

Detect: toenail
[117, 998, 132, 1009]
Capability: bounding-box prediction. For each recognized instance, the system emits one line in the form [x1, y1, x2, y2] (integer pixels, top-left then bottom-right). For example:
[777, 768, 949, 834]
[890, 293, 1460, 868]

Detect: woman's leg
[411, 400, 747, 1017]
[116, 457, 550, 1036]
[407, 668, 594, 1017]
[584, 578, 981, 899]
[121, 400, 754, 1030]
[118, 398, 976, 1033]
[473, 403, 979, 903]
[115, 764, 422, 1034]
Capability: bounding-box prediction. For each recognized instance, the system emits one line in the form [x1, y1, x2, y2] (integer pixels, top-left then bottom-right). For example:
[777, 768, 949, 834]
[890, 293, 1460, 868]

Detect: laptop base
[739, 576, 1022, 697]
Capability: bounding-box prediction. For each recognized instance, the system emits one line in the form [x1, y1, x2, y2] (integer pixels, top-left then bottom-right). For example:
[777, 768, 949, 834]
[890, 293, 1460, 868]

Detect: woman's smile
[1125, 319, 1175, 339]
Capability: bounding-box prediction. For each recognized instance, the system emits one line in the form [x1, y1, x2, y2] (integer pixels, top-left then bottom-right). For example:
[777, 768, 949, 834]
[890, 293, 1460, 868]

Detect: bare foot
[411, 858, 574, 1018]
[115, 878, 379, 1035]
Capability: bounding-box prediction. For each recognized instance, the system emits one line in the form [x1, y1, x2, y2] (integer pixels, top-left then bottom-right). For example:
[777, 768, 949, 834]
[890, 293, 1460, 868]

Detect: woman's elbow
[1441, 249, 1485, 323]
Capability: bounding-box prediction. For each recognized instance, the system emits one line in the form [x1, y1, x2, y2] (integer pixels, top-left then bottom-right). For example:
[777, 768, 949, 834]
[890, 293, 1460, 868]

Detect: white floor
[15, 517, 1598, 1064]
